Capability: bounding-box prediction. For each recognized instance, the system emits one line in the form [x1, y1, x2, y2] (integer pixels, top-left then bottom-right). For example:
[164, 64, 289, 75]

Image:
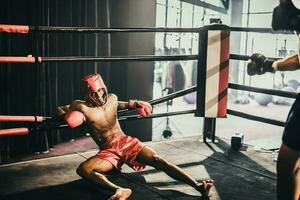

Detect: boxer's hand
[247, 53, 274, 76]
[64, 111, 86, 128]
[129, 100, 152, 117]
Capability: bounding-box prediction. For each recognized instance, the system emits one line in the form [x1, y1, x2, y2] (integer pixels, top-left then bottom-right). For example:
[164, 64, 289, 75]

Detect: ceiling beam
[180, 0, 228, 14]
[221, 0, 229, 9]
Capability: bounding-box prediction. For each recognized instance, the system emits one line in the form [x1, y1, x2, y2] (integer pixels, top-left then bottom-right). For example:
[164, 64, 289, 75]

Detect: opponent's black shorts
[282, 93, 300, 151]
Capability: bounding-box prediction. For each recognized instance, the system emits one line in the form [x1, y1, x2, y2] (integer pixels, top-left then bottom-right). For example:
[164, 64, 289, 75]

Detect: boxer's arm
[117, 100, 145, 110]
[64, 111, 86, 128]
[57, 105, 70, 117]
[114, 93, 131, 110]
[57, 100, 87, 128]
[118, 101, 130, 110]
[57, 100, 83, 117]
[129, 100, 152, 117]
[118, 99, 152, 117]
[273, 54, 300, 71]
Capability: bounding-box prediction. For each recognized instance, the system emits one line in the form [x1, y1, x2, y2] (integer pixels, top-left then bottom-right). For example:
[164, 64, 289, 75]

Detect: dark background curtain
[0, 0, 111, 162]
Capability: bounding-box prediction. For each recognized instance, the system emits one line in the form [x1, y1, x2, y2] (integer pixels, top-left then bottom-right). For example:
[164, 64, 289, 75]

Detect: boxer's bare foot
[108, 188, 132, 200]
[196, 180, 213, 197]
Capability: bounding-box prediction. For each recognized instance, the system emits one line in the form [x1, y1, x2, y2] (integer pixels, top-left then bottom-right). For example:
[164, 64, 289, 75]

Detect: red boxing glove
[64, 111, 86, 128]
[129, 100, 152, 117]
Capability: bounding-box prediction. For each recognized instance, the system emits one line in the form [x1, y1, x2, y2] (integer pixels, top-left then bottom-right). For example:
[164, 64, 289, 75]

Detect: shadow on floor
[2, 174, 210, 200]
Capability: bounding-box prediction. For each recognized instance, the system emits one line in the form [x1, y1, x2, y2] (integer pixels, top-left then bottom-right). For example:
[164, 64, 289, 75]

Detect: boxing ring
[0, 24, 295, 199]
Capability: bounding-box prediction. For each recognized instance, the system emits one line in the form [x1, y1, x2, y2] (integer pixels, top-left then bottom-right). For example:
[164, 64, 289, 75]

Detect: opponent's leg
[277, 143, 300, 200]
[293, 163, 300, 200]
[77, 156, 132, 200]
[136, 146, 213, 196]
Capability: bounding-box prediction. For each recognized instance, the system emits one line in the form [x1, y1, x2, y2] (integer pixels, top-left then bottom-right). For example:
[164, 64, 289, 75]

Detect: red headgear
[81, 73, 108, 106]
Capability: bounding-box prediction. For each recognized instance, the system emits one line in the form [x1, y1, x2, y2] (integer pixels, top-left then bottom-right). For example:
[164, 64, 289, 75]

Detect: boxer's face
[91, 88, 107, 106]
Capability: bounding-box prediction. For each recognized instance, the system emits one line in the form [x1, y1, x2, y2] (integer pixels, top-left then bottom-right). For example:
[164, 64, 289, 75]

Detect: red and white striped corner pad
[204, 29, 230, 118]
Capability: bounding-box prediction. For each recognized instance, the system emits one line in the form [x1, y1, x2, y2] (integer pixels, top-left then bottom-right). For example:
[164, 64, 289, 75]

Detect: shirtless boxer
[57, 73, 213, 200]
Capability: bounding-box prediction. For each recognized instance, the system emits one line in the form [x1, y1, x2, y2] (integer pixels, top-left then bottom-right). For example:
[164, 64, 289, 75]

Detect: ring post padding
[196, 24, 230, 118]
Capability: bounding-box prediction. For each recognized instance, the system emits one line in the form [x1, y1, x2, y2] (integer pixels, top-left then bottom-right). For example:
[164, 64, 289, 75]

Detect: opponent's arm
[247, 53, 300, 76]
[273, 54, 300, 71]
[247, 53, 275, 76]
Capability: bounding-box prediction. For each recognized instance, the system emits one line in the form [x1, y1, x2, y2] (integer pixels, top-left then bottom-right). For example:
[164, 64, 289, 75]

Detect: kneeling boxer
[57, 73, 213, 200]
[247, 0, 300, 196]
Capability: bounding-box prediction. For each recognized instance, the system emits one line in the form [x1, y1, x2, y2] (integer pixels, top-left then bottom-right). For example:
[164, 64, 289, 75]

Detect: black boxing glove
[247, 53, 275, 76]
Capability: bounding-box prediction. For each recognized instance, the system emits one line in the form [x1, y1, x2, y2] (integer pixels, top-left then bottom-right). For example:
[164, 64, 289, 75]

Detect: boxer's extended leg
[277, 143, 300, 200]
[77, 156, 131, 200]
[136, 146, 213, 196]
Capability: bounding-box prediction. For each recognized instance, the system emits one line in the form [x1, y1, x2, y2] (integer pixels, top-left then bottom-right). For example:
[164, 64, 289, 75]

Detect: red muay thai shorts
[96, 134, 145, 171]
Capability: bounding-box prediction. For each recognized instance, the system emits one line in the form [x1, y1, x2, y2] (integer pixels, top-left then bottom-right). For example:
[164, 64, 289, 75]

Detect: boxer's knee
[76, 162, 87, 177]
[77, 161, 94, 177]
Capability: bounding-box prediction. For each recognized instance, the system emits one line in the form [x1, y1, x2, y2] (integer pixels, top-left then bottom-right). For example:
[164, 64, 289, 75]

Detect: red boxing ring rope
[0, 55, 42, 63]
[0, 24, 29, 34]
[0, 128, 29, 136]
[0, 115, 44, 122]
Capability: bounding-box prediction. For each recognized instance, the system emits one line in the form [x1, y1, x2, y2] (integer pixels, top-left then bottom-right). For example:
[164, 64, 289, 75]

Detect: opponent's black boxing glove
[247, 53, 274, 76]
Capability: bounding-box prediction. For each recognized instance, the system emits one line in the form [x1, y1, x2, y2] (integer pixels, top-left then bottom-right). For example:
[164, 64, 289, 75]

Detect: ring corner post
[196, 24, 231, 143]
